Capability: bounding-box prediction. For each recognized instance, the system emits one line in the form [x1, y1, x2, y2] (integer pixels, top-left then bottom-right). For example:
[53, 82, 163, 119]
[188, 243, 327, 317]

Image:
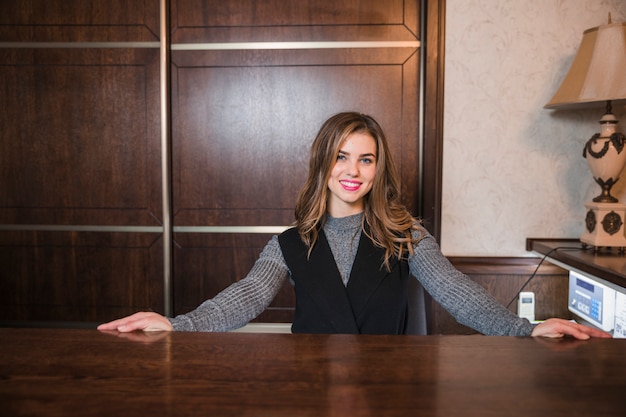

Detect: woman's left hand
[531, 318, 612, 340]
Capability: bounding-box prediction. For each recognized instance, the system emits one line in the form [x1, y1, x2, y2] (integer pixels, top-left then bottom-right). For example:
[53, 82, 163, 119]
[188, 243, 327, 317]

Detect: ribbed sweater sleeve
[409, 229, 535, 336]
[168, 235, 289, 332]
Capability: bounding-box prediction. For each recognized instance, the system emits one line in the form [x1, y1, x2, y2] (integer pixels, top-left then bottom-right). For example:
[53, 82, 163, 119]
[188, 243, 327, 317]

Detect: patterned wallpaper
[441, 0, 626, 256]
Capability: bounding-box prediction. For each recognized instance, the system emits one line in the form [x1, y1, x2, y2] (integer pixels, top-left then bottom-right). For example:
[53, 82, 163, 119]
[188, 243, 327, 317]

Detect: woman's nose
[346, 161, 359, 177]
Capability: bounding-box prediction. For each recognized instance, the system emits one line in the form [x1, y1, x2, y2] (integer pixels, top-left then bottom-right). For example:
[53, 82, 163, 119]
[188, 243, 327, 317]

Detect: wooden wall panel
[0, 231, 163, 322]
[173, 0, 406, 27]
[1, 0, 442, 328]
[172, 61, 416, 219]
[0, 2, 163, 324]
[421, 0, 446, 237]
[0, 48, 162, 226]
[169, 0, 421, 319]
[171, 0, 418, 43]
[0, 0, 160, 42]
[0, 54, 164, 321]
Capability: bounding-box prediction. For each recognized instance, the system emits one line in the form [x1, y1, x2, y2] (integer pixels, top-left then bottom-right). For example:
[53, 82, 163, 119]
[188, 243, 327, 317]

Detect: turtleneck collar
[324, 212, 363, 231]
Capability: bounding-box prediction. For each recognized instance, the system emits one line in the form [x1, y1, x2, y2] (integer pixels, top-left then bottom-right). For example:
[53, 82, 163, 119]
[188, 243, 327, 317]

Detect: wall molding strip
[0, 41, 420, 51]
[0, 225, 163, 233]
[0, 42, 160, 49]
[0, 225, 290, 234]
[171, 41, 420, 51]
[174, 226, 289, 234]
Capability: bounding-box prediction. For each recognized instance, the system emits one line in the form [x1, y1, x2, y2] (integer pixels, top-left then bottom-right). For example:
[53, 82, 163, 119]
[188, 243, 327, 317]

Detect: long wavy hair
[294, 111, 424, 270]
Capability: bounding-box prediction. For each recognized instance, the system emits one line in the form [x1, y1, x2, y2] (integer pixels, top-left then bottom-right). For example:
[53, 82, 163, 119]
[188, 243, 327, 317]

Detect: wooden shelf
[526, 238, 626, 290]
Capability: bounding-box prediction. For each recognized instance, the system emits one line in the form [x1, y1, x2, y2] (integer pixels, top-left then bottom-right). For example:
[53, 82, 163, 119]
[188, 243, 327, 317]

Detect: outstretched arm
[408, 230, 614, 339]
[98, 236, 289, 333]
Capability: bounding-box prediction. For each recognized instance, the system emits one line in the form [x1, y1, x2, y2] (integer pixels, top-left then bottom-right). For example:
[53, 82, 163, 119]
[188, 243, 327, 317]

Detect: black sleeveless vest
[278, 227, 410, 334]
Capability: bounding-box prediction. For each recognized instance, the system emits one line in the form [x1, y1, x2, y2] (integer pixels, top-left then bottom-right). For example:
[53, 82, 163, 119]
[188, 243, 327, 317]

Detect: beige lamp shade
[545, 21, 626, 109]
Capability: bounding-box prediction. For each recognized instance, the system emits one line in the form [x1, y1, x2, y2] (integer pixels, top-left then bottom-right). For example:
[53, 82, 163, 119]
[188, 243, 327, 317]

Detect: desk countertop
[1, 328, 624, 417]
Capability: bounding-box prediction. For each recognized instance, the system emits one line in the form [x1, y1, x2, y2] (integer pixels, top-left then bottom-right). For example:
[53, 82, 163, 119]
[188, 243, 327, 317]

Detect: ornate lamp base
[580, 202, 626, 250]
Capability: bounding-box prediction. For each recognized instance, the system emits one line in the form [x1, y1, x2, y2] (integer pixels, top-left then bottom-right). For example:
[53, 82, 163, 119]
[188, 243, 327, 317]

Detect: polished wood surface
[0, 46, 164, 322]
[422, 0, 446, 240]
[1, 328, 624, 417]
[0, 0, 160, 42]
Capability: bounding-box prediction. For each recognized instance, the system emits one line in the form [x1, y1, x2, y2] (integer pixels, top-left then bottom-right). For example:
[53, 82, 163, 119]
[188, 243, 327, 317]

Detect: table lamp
[545, 15, 626, 249]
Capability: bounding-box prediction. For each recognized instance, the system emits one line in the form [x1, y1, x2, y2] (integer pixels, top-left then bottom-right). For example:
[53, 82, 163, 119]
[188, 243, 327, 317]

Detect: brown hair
[294, 112, 424, 269]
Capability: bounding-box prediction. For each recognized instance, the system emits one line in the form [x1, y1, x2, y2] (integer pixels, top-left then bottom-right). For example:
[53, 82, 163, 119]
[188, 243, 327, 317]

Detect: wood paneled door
[0, 1, 164, 323]
[170, 0, 422, 321]
[0, 0, 434, 325]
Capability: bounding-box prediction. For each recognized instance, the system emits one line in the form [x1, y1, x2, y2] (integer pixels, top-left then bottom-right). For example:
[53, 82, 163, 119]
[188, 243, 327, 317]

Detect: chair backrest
[406, 277, 428, 335]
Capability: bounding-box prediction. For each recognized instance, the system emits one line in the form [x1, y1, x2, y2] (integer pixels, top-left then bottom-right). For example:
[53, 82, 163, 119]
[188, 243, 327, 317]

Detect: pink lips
[340, 180, 361, 191]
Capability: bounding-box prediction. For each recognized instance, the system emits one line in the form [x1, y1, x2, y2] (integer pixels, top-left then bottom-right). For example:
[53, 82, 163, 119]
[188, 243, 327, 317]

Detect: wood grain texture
[0, 47, 162, 226]
[0, 0, 160, 42]
[0, 231, 164, 322]
[1, 328, 624, 417]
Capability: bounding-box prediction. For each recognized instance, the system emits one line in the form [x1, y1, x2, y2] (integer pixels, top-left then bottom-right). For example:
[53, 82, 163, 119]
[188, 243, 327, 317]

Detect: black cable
[504, 244, 593, 310]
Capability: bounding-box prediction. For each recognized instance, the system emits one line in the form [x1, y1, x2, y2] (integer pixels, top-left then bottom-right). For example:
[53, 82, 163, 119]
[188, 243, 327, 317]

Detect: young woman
[99, 112, 610, 339]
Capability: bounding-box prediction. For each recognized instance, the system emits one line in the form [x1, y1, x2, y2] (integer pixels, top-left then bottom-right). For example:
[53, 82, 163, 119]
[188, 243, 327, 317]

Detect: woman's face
[326, 131, 377, 217]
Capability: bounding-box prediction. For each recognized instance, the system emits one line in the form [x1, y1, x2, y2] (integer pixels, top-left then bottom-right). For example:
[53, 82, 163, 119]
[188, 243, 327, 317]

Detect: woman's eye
[361, 158, 373, 164]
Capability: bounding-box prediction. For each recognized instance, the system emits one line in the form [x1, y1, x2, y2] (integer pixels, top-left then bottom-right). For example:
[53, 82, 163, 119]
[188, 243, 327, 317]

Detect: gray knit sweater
[169, 213, 535, 336]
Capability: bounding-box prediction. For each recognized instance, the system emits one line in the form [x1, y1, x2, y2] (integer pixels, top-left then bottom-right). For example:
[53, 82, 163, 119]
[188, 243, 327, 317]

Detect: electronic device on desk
[568, 270, 616, 332]
[518, 291, 535, 322]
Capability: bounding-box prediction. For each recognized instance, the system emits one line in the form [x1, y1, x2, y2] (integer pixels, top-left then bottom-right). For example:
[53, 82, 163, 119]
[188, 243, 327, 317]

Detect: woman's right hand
[97, 311, 173, 333]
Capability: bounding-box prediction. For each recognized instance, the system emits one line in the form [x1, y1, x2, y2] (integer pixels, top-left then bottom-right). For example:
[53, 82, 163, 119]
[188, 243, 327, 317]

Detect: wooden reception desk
[1, 328, 624, 416]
